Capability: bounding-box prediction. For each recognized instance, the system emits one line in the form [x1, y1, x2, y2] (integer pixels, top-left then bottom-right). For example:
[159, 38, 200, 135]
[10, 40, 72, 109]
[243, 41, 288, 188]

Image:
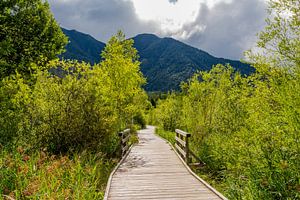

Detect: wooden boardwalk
[105, 126, 226, 200]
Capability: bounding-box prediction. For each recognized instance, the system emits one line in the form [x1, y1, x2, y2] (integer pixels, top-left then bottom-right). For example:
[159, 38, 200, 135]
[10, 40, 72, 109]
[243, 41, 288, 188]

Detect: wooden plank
[175, 143, 186, 158]
[103, 145, 133, 200]
[123, 128, 130, 134]
[122, 134, 130, 144]
[119, 128, 131, 157]
[122, 144, 130, 154]
[175, 129, 191, 137]
[118, 129, 130, 137]
[189, 148, 204, 164]
[105, 126, 227, 200]
[175, 136, 186, 147]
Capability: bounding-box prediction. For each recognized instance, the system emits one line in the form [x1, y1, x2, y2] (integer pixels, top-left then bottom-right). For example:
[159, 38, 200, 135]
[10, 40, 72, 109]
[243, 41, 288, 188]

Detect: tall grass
[0, 146, 116, 199]
[155, 128, 175, 145]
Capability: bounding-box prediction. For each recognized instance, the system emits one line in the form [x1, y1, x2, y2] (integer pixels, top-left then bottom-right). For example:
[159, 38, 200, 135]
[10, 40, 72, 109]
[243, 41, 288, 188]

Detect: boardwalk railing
[118, 129, 131, 157]
[106, 126, 227, 200]
[175, 129, 203, 166]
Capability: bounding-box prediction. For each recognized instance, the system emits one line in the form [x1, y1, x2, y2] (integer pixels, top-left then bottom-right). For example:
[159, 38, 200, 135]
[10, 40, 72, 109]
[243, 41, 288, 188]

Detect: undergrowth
[0, 146, 116, 200]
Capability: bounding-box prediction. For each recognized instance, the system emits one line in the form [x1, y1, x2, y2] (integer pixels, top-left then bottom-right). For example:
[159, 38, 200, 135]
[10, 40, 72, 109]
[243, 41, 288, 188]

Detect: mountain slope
[133, 34, 253, 91]
[60, 28, 105, 64]
[60, 29, 254, 91]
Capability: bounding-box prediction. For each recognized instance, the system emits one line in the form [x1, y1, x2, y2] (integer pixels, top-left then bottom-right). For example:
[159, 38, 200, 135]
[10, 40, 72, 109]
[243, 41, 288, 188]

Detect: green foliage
[0, 32, 148, 155]
[0, 0, 148, 196]
[0, 0, 67, 78]
[147, 92, 168, 107]
[155, 127, 175, 145]
[149, 93, 182, 131]
[150, 2, 300, 199]
[246, 0, 300, 69]
[0, 74, 30, 145]
[23, 61, 121, 154]
[150, 64, 300, 199]
[100, 31, 147, 130]
[133, 112, 147, 129]
[0, 30, 149, 198]
[0, 146, 115, 199]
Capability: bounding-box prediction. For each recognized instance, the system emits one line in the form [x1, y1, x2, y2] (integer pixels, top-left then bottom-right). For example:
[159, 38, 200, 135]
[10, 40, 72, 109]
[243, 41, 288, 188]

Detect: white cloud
[48, 0, 268, 59]
[129, 0, 236, 36]
[130, 0, 200, 33]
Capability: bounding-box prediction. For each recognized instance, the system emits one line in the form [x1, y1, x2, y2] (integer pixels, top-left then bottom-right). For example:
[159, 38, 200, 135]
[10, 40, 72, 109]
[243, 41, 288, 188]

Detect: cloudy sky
[48, 0, 268, 60]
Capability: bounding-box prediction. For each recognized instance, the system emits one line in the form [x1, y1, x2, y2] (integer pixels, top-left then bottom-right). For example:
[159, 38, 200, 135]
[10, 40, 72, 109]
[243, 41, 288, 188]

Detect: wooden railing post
[175, 129, 191, 164]
[118, 129, 130, 157]
[118, 131, 123, 157]
[175, 129, 202, 166]
[185, 133, 191, 164]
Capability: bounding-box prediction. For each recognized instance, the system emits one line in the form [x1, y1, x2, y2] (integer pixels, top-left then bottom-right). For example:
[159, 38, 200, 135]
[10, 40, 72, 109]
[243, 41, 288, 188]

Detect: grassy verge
[155, 127, 175, 145]
[0, 146, 117, 200]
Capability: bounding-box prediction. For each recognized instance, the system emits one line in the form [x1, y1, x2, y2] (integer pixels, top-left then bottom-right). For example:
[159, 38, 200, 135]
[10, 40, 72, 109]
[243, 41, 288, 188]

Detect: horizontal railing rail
[175, 129, 204, 166]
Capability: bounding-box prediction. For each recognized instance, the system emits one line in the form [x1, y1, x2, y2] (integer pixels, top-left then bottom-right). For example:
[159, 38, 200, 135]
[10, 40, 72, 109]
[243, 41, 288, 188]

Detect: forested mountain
[60, 28, 254, 91]
[133, 34, 253, 91]
[60, 28, 105, 64]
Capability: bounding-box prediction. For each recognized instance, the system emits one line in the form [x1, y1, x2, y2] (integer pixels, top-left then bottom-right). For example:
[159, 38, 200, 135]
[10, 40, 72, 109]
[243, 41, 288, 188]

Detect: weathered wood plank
[119, 128, 131, 157]
[122, 134, 130, 144]
[122, 144, 130, 154]
[175, 129, 191, 137]
[175, 136, 186, 147]
[105, 126, 227, 200]
[175, 143, 186, 158]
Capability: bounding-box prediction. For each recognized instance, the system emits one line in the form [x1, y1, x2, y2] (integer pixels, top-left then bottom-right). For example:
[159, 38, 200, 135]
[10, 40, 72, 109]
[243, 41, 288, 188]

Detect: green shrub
[0, 32, 148, 155]
[133, 112, 147, 129]
[0, 74, 31, 145]
[150, 64, 300, 199]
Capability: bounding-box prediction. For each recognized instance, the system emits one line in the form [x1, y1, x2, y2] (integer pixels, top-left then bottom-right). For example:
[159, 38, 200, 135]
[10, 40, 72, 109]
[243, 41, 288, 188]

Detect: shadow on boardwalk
[106, 126, 226, 200]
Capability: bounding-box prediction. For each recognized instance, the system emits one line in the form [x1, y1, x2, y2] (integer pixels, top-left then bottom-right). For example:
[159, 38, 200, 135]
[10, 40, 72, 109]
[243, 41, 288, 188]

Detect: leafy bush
[150, 64, 300, 199]
[0, 0, 149, 197]
[150, 1, 300, 198]
[149, 93, 182, 131]
[0, 74, 31, 145]
[0, 31, 149, 199]
[0, 31, 148, 155]
[133, 112, 147, 129]
[22, 61, 120, 154]
[0, 0, 67, 79]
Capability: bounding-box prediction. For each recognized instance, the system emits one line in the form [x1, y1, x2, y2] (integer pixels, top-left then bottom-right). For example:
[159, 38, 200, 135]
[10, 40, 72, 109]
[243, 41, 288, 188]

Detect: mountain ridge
[60, 28, 105, 64]
[60, 28, 254, 91]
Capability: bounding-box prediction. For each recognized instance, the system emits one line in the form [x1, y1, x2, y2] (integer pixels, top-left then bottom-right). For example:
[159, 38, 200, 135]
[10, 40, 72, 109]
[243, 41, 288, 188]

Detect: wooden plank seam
[158, 131, 228, 200]
[104, 145, 133, 200]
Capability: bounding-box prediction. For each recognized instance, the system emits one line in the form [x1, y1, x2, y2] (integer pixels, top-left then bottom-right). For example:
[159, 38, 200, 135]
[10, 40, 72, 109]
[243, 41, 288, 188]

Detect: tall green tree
[0, 0, 67, 79]
[247, 0, 299, 69]
[100, 31, 147, 129]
